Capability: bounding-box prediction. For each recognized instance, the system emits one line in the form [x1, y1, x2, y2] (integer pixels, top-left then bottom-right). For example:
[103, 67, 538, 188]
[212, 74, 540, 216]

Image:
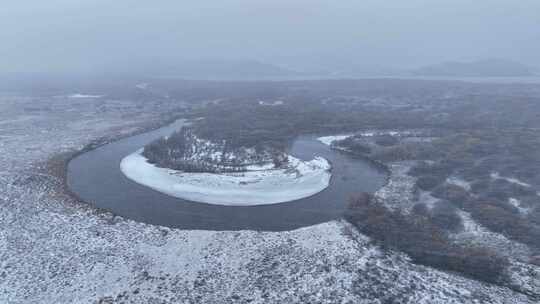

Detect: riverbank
[44, 114, 185, 215]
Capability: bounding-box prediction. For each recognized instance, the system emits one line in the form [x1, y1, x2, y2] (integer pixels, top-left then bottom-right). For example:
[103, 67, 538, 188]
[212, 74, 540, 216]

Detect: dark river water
[67, 120, 387, 231]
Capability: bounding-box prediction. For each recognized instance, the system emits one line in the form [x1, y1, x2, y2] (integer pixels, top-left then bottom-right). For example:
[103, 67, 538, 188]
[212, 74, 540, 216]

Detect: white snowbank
[120, 149, 331, 206]
[135, 83, 149, 90]
[258, 100, 284, 106]
[446, 176, 472, 191]
[317, 130, 417, 146]
[68, 93, 104, 99]
[508, 198, 529, 214]
[317, 134, 353, 146]
[490, 172, 531, 187]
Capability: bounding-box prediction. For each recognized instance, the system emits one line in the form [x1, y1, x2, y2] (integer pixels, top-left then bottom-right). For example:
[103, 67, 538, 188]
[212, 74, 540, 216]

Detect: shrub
[412, 246, 509, 284]
[415, 174, 446, 191]
[430, 201, 463, 233]
[345, 193, 508, 284]
[336, 137, 372, 154]
[468, 199, 540, 249]
[431, 183, 470, 207]
[528, 206, 540, 226]
[374, 134, 399, 147]
[411, 203, 429, 217]
[408, 161, 453, 177]
[469, 179, 490, 194]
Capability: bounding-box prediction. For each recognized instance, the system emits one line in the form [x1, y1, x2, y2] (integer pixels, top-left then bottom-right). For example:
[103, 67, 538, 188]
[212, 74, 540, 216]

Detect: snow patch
[258, 100, 284, 106]
[509, 197, 529, 214]
[68, 93, 104, 99]
[417, 190, 439, 209]
[450, 210, 531, 260]
[374, 161, 417, 212]
[317, 130, 425, 147]
[446, 176, 472, 191]
[490, 172, 531, 187]
[317, 134, 353, 146]
[135, 83, 149, 90]
[358, 130, 417, 137]
[120, 149, 331, 206]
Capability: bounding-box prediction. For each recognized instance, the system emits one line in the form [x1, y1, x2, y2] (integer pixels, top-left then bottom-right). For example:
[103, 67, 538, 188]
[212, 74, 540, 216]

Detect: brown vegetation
[345, 193, 508, 284]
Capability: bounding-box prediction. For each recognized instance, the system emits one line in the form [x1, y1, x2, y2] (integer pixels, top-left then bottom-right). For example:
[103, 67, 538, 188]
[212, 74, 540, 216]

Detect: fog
[2, 0, 539, 75]
[5, 2, 540, 302]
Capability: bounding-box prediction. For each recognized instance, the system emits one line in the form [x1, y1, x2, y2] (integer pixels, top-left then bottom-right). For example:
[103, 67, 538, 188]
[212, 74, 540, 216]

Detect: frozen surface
[120, 149, 331, 205]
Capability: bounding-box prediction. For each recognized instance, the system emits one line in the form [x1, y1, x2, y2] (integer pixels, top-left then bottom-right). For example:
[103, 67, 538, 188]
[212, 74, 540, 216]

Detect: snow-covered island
[120, 128, 331, 206]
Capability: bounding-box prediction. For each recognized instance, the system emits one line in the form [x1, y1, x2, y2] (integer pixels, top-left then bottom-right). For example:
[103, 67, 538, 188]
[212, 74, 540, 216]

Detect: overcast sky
[1, 0, 539, 74]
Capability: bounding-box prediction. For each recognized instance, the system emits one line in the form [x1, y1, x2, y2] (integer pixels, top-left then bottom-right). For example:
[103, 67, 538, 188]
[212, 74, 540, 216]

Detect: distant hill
[413, 59, 536, 77]
[155, 59, 301, 80]
[323, 64, 406, 78]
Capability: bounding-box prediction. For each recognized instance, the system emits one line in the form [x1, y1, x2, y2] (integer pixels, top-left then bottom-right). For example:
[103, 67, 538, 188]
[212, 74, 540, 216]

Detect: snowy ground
[120, 149, 331, 205]
[373, 161, 418, 212]
[0, 95, 538, 303]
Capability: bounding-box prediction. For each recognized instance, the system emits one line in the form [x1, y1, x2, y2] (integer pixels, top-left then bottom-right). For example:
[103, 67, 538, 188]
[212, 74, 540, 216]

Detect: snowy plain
[0, 94, 538, 303]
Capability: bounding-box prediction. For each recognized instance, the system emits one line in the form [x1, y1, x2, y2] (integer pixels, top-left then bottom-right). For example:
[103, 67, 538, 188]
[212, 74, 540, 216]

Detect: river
[67, 119, 386, 231]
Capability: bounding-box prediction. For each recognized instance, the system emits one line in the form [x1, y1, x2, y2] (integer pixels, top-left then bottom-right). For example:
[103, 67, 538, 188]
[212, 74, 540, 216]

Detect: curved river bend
[67, 120, 386, 231]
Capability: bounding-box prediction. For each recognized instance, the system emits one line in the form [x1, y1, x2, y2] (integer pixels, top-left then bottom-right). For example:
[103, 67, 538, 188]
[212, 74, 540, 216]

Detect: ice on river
[120, 149, 331, 206]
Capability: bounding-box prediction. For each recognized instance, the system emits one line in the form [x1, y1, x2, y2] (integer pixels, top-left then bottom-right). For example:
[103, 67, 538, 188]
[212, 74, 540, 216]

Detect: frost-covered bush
[431, 183, 470, 207]
[529, 206, 540, 226]
[334, 136, 372, 154]
[408, 161, 453, 178]
[411, 202, 430, 217]
[374, 134, 399, 147]
[468, 200, 540, 249]
[415, 174, 446, 191]
[430, 201, 463, 233]
[143, 127, 287, 173]
[345, 193, 509, 285]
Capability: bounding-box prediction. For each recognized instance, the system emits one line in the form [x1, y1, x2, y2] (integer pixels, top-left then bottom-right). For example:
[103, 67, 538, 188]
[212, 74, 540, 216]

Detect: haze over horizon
[2, 0, 540, 76]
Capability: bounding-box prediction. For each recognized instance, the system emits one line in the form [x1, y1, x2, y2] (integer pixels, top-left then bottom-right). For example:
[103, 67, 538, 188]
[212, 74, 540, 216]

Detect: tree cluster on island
[142, 127, 288, 173]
